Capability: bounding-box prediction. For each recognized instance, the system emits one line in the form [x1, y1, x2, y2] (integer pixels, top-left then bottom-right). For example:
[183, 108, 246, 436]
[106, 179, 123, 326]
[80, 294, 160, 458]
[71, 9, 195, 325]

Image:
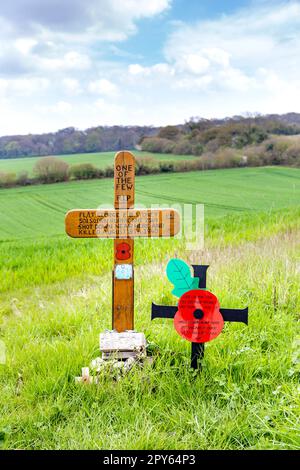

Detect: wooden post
[113, 151, 135, 332]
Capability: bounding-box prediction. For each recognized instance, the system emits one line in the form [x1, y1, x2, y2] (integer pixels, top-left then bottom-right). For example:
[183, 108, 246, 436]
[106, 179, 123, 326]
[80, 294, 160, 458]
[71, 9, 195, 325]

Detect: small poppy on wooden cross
[65, 151, 180, 333]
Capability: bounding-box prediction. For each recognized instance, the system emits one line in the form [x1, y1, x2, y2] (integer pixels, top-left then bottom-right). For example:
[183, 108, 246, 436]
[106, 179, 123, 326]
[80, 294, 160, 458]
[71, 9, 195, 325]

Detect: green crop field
[0, 166, 299, 241]
[0, 166, 299, 450]
[0, 150, 194, 176]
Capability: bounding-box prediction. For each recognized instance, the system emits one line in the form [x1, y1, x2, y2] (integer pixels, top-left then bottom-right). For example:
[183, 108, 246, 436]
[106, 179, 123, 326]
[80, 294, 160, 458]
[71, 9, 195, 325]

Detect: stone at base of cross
[100, 330, 147, 355]
[74, 331, 148, 384]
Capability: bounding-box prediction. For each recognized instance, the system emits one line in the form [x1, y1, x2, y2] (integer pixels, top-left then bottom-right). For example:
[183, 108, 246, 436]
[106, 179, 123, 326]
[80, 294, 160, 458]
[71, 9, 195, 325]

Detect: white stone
[100, 331, 147, 353]
[90, 357, 105, 371]
[113, 361, 125, 369]
[75, 366, 97, 384]
[102, 350, 138, 360]
[124, 356, 136, 371]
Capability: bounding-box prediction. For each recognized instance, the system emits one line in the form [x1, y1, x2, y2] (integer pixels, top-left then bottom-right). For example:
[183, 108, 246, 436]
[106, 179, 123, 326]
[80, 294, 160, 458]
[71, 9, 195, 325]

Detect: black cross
[152, 265, 248, 370]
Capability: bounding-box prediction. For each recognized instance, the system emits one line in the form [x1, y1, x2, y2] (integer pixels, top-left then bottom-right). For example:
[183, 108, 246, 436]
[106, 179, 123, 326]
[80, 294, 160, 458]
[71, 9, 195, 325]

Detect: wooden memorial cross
[65, 151, 180, 332]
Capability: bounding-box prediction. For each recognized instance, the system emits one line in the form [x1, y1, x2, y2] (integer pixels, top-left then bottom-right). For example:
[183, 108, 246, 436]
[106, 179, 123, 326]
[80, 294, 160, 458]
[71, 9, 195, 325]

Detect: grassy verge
[0, 210, 299, 449]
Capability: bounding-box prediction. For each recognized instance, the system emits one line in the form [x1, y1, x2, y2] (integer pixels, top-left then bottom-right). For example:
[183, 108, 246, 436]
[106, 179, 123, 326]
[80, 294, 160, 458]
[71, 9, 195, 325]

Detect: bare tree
[33, 156, 69, 183]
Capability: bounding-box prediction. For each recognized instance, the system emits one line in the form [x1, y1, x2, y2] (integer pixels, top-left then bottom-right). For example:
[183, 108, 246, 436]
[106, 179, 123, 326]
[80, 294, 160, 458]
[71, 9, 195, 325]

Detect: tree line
[0, 136, 299, 189]
[140, 116, 300, 155]
[0, 125, 159, 158]
[1, 113, 300, 159]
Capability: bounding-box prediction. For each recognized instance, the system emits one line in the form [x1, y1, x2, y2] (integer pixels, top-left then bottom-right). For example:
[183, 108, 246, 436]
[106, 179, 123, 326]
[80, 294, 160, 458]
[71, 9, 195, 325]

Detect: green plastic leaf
[166, 259, 199, 297]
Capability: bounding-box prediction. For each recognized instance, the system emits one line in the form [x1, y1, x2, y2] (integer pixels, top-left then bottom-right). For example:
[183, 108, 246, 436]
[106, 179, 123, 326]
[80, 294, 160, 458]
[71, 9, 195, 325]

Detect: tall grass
[0, 221, 299, 449]
[0, 167, 299, 449]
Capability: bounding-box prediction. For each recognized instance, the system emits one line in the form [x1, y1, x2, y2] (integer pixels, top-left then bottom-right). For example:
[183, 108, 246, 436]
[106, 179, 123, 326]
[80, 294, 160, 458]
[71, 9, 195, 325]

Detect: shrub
[265, 142, 274, 152]
[192, 143, 204, 156]
[263, 138, 291, 165]
[104, 166, 114, 178]
[175, 159, 204, 172]
[177, 155, 214, 171]
[159, 161, 175, 173]
[33, 156, 69, 183]
[205, 139, 220, 153]
[270, 140, 291, 165]
[213, 148, 241, 168]
[162, 140, 176, 154]
[141, 137, 175, 153]
[69, 163, 99, 180]
[198, 128, 219, 144]
[141, 137, 162, 153]
[284, 143, 300, 166]
[135, 157, 159, 175]
[172, 141, 193, 155]
[158, 126, 180, 140]
[16, 171, 29, 186]
[173, 160, 195, 173]
[243, 144, 267, 166]
[200, 155, 215, 170]
[0, 172, 16, 188]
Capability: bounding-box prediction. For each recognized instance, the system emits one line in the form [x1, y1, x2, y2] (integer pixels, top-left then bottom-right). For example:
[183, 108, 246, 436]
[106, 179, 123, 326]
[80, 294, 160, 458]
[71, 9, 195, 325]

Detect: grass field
[0, 150, 195, 176]
[0, 166, 299, 450]
[0, 166, 299, 241]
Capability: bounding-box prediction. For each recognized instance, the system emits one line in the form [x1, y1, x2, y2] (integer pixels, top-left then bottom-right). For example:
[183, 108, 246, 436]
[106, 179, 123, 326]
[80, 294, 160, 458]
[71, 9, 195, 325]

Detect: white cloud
[0, 0, 171, 41]
[0, 79, 8, 95]
[112, 0, 170, 17]
[1, 1, 300, 135]
[145, 0, 300, 109]
[165, 0, 300, 87]
[15, 38, 38, 55]
[64, 52, 91, 69]
[88, 79, 119, 96]
[219, 68, 254, 92]
[40, 51, 91, 71]
[177, 54, 210, 75]
[38, 101, 73, 114]
[173, 75, 213, 90]
[128, 64, 146, 75]
[95, 98, 123, 116]
[53, 101, 73, 113]
[0, 0, 171, 134]
[62, 78, 81, 95]
[0, 77, 49, 96]
[0, 1, 170, 80]
[13, 77, 49, 95]
[123, 1, 300, 122]
[128, 62, 174, 78]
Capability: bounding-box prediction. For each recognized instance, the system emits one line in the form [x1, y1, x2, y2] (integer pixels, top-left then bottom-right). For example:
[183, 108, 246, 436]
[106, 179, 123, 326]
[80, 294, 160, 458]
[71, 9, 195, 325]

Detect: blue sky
[0, 0, 300, 135]
[115, 0, 252, 64]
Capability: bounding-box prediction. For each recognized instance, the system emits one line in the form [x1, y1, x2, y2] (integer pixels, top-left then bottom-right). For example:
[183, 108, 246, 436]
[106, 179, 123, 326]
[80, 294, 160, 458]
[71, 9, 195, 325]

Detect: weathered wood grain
[65, 208, 180, 238]
[113, 152, 135, 331]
